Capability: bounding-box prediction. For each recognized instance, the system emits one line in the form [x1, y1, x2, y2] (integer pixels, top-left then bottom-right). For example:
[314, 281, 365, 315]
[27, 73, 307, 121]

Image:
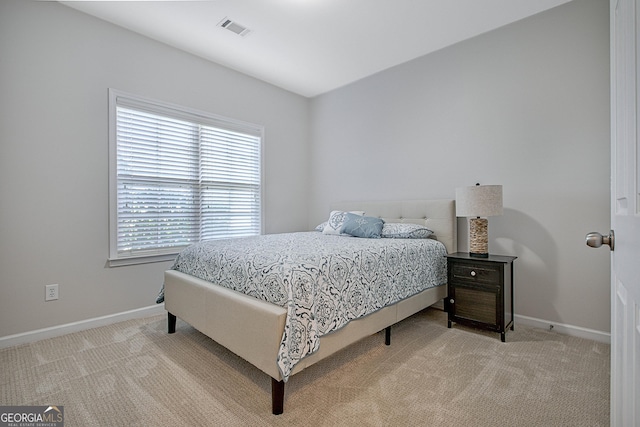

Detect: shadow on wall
[489, 208, 560, 322]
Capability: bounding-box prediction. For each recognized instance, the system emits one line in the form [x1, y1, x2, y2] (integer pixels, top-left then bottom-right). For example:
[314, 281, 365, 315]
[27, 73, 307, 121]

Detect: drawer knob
[470, 271, 476, 277]
[449, 298, 455, 304]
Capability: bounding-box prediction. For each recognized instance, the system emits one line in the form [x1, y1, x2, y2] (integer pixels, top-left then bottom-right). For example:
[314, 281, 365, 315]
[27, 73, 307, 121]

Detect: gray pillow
[341, 213, 385, 238]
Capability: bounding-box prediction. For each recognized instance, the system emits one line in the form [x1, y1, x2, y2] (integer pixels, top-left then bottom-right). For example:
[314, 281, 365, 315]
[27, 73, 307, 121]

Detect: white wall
[309, 0, 611, 333]
[0, 0, 310, 337]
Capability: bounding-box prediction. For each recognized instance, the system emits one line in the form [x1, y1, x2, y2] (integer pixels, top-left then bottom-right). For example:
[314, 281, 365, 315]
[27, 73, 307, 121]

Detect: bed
[162, 199, 456, 414]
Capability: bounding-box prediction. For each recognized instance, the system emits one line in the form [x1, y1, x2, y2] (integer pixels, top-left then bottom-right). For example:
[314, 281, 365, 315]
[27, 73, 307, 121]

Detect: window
[108, 89, 263, 266]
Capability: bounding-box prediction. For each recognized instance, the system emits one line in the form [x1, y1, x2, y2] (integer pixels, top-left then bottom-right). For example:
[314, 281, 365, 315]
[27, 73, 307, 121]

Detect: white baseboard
[515, 314, 610, 344]
[0, 304, 610, 349]
[0, 304, 166, 349]
[431, 300, 609, 344]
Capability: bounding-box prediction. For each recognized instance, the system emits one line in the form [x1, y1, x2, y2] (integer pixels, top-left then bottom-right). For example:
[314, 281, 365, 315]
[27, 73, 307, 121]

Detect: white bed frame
[164, 199, 456, 414]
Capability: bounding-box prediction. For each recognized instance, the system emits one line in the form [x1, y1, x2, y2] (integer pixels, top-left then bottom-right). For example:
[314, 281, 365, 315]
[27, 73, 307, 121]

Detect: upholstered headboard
[330, 199, 457, 254]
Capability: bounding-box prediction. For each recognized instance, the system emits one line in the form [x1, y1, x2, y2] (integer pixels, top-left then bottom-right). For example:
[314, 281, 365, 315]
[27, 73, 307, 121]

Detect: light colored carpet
[0, 308, 609, 426]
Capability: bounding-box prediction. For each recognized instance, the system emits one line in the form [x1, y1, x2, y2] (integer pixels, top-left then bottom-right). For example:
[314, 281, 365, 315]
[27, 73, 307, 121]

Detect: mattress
[167, 231, 448, 380]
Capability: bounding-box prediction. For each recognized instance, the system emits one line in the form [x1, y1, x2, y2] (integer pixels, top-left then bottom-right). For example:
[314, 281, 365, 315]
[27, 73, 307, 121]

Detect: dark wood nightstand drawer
[451, 263, 500, 284]
[454, 286, 498, 325]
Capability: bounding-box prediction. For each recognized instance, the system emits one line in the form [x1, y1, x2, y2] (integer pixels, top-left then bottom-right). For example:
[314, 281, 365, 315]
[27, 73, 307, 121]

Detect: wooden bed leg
[271, 378, 285, 415]
[385, 326, 391, 345]
[168, 312, 176, 334]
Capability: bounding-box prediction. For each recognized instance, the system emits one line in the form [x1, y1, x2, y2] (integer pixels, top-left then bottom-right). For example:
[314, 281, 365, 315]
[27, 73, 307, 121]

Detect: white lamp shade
[456, 185, 503, 217]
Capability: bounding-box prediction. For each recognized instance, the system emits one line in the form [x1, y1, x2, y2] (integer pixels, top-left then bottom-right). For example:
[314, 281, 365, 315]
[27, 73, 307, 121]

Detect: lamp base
[469, 217, 489, 257]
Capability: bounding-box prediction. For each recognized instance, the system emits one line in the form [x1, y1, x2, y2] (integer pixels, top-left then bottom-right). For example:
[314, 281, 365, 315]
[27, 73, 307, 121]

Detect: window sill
[107, 253, 178, 267]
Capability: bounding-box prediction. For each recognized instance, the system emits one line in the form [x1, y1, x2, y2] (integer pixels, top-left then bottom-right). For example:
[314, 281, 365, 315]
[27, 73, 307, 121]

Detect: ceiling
[60, 0, 572, 98]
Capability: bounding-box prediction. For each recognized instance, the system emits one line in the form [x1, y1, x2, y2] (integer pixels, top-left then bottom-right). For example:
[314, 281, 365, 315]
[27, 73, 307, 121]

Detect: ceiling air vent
[218, 18, 251, 37]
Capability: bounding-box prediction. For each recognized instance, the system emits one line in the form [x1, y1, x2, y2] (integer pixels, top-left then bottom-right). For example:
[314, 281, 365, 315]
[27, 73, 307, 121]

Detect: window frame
[107, 89, 264, 267]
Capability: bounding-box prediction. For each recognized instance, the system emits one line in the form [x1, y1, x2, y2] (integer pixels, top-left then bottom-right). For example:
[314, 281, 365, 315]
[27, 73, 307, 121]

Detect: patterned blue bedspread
[170, 232, 447, 381]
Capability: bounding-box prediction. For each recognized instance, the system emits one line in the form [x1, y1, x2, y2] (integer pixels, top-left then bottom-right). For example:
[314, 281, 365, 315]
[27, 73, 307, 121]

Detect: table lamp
[455, 183, 503, 257]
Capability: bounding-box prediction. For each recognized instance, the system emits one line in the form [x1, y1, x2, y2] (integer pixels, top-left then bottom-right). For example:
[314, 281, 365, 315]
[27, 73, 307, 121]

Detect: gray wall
[0, 0, 611, 339]
[0, 0, 309, 337]
[309, 0, 611, 333]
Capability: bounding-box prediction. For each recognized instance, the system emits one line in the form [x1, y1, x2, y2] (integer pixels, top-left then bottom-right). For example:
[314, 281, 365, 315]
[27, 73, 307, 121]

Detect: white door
[609, 0, 639, 425]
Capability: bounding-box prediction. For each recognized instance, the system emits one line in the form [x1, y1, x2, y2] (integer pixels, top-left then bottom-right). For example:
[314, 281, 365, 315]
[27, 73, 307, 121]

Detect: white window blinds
[109, 90, 262, 265]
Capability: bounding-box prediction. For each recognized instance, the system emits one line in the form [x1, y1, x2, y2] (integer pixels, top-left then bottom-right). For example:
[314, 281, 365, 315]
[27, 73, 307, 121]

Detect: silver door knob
[585, 230, 614, 251]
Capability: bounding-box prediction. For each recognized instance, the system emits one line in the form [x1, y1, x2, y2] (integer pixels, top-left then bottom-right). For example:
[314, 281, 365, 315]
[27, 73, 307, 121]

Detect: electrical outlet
[45, 284, 59, 301]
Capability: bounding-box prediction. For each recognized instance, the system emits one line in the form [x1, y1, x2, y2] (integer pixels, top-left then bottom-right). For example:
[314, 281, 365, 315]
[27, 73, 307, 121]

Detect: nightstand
[446, 252, 517, 342]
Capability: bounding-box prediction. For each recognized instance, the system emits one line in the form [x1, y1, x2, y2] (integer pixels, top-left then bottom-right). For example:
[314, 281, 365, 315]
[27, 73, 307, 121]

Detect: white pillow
[322, 210, 365, 235]
[381, 223, 433, 239]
